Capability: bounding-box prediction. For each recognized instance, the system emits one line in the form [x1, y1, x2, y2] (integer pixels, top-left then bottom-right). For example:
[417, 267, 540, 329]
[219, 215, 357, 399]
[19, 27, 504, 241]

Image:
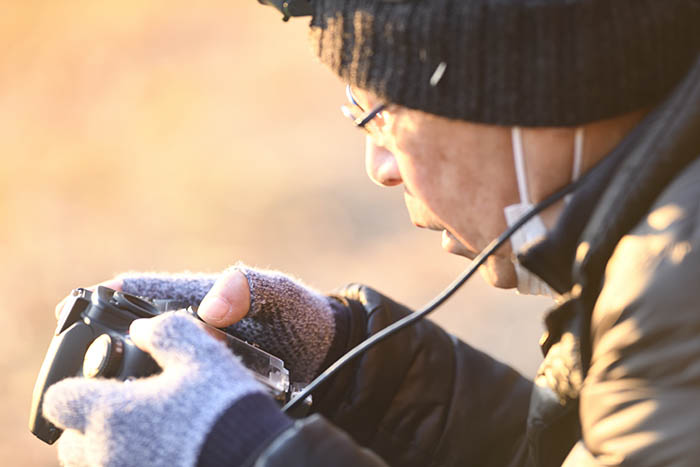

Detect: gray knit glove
[43, 311, 267, 467]
[119, 265, 337, 383]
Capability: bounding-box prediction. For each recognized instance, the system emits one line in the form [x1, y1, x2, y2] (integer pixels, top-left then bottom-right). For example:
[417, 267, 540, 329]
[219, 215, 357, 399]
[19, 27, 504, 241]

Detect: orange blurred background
[0, 2, 550, 465]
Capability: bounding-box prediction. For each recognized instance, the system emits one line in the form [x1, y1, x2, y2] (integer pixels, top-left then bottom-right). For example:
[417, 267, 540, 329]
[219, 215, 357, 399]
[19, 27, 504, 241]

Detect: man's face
[346, 88, 646, 289]
[350, 88, 523, 288]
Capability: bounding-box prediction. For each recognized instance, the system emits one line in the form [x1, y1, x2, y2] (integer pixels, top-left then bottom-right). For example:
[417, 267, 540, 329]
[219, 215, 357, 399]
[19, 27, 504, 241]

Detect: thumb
[197, 268, 250, 327]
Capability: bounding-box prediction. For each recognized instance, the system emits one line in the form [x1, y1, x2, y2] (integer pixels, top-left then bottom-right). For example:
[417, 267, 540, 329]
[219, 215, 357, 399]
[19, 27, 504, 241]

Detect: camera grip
[29, 322, 95, 444]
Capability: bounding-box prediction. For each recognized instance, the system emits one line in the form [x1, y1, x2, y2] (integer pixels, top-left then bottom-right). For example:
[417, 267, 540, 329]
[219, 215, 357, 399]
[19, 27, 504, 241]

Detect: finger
[54, 279, 124, 320]
[57, 429, 89, 467]
[99, 278, 123, 292]
[129, 312, 232, 368]
[197, 269, 250, 327]
[43, 378, 108, 433]
[129, 318, 159, 356]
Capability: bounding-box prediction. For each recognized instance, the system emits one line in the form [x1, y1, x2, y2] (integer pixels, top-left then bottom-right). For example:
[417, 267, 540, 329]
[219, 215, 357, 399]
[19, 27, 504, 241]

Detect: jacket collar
[520, 54, 700, 296]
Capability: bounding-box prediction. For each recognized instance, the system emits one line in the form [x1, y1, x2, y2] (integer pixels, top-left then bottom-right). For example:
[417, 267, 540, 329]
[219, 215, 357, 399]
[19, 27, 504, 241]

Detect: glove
[43, 311, 292, 467]
[119, 264, 343, 383]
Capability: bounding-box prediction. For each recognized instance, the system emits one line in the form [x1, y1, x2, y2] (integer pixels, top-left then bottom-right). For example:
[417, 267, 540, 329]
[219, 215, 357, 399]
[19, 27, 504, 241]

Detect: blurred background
[1, 2, 551, 465]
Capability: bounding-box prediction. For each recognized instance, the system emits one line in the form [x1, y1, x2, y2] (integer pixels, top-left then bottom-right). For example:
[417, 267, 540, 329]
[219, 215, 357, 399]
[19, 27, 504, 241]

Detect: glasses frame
[340, 85, 387, 132]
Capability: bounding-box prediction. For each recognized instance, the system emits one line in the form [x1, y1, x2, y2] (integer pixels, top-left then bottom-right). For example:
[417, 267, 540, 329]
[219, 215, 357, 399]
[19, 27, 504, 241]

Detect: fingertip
[197, 270, 250, 327]
[128, 318, 153, 353]
[100, 278, 123, 291]
[197, 295, 232, 327]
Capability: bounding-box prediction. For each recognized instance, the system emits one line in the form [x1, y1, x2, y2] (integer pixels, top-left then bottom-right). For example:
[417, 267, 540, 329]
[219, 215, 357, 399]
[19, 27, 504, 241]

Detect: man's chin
[478, 256, 517, 289]
[438, 230, 517, 289]
[440, 230, 475, 258]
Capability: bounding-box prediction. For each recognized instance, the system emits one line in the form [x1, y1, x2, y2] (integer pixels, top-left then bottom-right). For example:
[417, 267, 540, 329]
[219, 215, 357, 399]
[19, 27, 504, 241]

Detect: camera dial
[83, 334, 124, 378]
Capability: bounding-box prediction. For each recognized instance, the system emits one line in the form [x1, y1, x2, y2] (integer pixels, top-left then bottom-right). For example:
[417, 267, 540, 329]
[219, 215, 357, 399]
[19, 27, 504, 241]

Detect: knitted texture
[120, 266, 337, 383]
[43, 311, 276, 467]
[232, 267, 336, 383]
[119, 271, 217, 305]
[309, 0, 700, 126]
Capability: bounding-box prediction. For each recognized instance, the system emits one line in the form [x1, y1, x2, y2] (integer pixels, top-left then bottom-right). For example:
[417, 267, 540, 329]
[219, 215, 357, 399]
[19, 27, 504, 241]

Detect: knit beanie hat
[301, 0, 700, 127]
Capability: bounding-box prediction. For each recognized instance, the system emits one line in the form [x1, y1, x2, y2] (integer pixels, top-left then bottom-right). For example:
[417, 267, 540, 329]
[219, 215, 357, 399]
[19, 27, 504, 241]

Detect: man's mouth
[403, 191, 475, 258]
[404, 191, 443, 229]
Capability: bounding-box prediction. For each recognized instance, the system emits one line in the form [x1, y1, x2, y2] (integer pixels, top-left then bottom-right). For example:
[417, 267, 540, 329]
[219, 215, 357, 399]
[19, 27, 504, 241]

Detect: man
[43, 0, 700, 465]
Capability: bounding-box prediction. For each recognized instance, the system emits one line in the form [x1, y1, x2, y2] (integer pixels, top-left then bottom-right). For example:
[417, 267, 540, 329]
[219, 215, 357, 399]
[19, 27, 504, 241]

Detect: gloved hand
[118, 264, 343, 383]
[43, 311, 291, 467]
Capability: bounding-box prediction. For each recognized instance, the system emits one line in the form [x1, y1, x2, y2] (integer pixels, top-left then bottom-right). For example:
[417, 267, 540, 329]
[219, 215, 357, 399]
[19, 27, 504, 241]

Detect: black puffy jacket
[255, 282, 534, 467]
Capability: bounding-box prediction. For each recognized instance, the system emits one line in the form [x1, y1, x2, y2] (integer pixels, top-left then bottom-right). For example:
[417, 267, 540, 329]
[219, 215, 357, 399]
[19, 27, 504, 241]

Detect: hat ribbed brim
[310, 0, 700, 126]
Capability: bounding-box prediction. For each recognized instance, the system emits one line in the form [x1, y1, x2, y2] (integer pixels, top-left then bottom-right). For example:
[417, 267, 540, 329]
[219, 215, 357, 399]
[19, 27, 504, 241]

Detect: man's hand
[197, 266, 342, 383]
[43, 311, 279, 467]
[116, 265, 344, 383]
[69, 265, 345, 383]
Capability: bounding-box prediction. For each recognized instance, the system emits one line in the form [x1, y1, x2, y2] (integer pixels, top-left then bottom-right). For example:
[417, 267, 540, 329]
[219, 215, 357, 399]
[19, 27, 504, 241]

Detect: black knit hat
[308, 0, 700, 126]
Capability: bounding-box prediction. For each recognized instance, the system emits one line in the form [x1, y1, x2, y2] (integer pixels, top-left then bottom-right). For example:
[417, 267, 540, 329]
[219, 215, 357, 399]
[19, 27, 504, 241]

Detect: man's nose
[365, 136, 402, 187]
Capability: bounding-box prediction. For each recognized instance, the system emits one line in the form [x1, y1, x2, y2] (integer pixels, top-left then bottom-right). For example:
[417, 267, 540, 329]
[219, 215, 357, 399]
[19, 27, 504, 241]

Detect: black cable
[283, 175, 585, 413]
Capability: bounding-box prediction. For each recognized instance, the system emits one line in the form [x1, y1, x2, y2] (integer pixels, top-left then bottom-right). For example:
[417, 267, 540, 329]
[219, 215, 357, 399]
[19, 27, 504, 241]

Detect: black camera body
[29, 286, 300, 445]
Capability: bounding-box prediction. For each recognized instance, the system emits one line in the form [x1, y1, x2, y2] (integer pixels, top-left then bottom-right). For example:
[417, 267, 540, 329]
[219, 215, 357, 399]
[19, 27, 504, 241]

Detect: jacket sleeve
[303, 284, 534, 467]
[252, 415, 389, 467]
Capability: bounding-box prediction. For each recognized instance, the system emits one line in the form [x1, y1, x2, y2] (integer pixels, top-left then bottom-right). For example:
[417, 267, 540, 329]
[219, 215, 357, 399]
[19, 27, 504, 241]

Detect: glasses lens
[340, 105, 358, 121]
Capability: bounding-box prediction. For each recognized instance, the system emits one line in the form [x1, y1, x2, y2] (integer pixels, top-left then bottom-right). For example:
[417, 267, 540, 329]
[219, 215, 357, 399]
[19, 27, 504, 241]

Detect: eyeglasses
[340, 85, 387, 136]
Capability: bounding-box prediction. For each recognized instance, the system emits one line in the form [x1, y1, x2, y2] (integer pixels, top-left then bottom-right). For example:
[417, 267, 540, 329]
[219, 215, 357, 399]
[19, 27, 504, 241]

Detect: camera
[29, 286, 305, 445]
